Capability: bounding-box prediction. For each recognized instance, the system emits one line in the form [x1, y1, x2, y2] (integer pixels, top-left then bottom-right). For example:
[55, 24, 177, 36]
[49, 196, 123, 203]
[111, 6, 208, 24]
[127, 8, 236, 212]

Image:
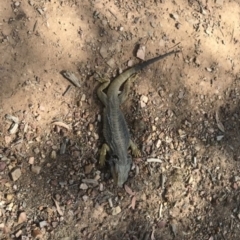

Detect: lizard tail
[135, 50, 180, 72]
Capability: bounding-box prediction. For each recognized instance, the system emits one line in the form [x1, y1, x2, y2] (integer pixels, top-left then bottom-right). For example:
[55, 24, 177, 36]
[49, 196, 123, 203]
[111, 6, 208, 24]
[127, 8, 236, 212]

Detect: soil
[1, 0, 240, 239]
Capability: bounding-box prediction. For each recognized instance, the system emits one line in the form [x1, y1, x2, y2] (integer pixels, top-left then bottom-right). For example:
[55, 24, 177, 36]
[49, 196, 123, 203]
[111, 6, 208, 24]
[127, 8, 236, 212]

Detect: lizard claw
[132, 148, 141, 157]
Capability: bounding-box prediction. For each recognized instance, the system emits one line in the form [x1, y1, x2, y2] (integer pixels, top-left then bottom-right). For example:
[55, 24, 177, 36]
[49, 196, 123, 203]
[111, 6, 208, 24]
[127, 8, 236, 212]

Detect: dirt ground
[1, 0, 240, 239]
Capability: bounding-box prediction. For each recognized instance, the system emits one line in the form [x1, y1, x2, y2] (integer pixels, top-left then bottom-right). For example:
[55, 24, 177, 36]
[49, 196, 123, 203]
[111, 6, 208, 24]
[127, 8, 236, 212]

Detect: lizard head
[109, 155, 132, 187]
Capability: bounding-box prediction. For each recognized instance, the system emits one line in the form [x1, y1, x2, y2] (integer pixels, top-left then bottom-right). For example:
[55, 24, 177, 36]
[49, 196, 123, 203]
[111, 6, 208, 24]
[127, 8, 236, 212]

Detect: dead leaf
[52, 197, 63, 216]
[52, 121, 70, 130]
[216, 110, 225, 132]
[151, 225, 155, 240]
[129, 195, 136, 210]
[124, 184, 135, 196]
[170, 219, 178, 237]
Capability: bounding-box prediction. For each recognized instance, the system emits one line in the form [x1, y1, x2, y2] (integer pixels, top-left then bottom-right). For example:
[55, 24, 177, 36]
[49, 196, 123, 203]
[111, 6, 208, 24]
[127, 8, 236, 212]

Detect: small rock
[50, 150, 57, 159]
[79, 183, 88, 190]
[6, 202, 14, 211]
[15, 1, 20, 7]
[100, 45, 108, 58]
[194, 57, 200, 65]
[178, 90, 184, 99]
[36, 115, 41, 121]
[31, 165, 41, 174]
[82, 195, 89, 202]
[140, 95, 148, 103]
[29, 157, 34, 165]
[112, 206, 121, 215]
[156, 139, 161, 148]
[39, 105, 45, 111]
[31, 228, 42, 239]
[171, 13, 179, 20]
[88, 123, 94, 131]
[5, 136, 12, 145]
[107, 58, 116, 68]
[15, 230, 22, 238]
[5, 114, 19, 123]
[52, 222, 58, 228]
[215, 0, 223, 5]
[81, 94, 86, 102]
[6, 194, 14, 201]
[18, 212, 27, 224]
[0, 161, 7, 171]
[39, 220, 48, 228]
[84, 164, 94, 174]
[128, 60, 133, 67]
[99, 183, 104, 191]
[10, 168, 21, 181]
[9, 123, 19, 134]
[216, 135, 224, 141]
[37, 8, 44, 15]
[34, 147, 40, 154]
[136, 45, 146, 60]
[93, 133, 99, 140]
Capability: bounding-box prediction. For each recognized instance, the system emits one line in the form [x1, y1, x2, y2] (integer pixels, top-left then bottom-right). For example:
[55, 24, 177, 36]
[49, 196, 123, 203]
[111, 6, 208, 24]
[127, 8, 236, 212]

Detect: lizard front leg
[96, 74, 110, 106]
[99, 143, 110, 167]
[129, 139, 141, 157]
[119, 74, 138, 104]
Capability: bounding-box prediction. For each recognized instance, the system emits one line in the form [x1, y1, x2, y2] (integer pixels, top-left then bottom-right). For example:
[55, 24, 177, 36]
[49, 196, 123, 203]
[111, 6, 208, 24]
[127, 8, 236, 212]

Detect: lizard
[97, 50, 180, 187]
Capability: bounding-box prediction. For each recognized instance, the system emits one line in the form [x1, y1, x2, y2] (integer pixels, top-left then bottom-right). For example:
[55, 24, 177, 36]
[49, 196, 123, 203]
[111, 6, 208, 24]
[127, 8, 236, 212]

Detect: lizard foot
[130, 140, 141, 157]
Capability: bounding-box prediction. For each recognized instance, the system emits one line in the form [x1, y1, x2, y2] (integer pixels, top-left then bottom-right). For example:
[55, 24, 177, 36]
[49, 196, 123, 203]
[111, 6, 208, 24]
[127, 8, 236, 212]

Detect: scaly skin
[97, 50, 179, 187]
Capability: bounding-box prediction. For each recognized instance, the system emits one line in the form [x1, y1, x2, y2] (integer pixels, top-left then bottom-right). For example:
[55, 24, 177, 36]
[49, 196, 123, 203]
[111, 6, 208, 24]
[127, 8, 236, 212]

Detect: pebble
[29, 157, 34, 165]
[5, 136, 12, 145]
[136, 45, 145, 60]
[6, 194, 14, 201]
[52, 222, 58, 228]
[156, 139, 161, 148]
[112, 206, 121, 215]
[100, 45, 108, 58]
[79, 183, 88, 190]
[18, 212, 27, 224]
[10, 168, 21, 181]
[50, 150, 57, 159]
[31, 165, 41, 174]
[107, 58, 116, 68]
[82, 195, 89, 202]
[39, 105, 45, 111]
[84, 164, 94, 174]
[9, 123, 19, 134]
[15, 2, 20, 7]
[140, 95, 148, 103]
[15, 230, 22, 238]
[88, 123, 94, 131]
[39, 221, 48, 228]
[128, 59, 133, 67]
[0, 161, 7, 171]
[34, 147, 40, 154]
[215, 0, 223, 5]
[81, 94, 86, 102]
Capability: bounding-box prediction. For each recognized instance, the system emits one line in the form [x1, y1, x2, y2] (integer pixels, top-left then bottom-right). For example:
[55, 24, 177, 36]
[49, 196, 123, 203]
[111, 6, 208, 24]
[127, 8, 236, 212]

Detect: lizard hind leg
[129, 139, 141, 157]
[96, 73, 110, 106]
[99, 143, 110, 167]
